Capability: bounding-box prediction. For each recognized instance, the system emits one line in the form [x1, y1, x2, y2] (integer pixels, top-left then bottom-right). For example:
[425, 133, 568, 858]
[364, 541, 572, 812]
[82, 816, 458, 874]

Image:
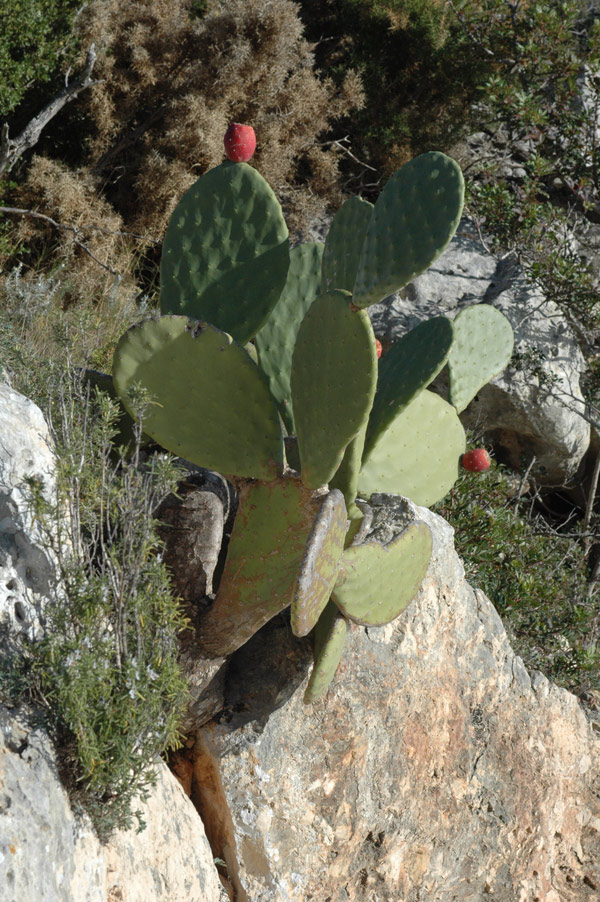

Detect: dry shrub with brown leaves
[5, 154, 144, 343]
[76, 0, 364, 238]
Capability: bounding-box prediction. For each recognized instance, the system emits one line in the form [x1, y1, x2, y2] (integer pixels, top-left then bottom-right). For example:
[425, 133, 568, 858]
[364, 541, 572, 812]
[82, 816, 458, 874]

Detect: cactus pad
[352, 152, 464, 308]
[160, 161, 290, 344]
[112, 316, 284, 480]
[332, 521, 431, 626]
[448, 304, 514, 413]
[365, 316, 455, 455]
[303, 600, 348, 704]
[255, 242, 324, 433]
[291, 290, 378, 488]
[199, 477, 320, 657]
[321, 195, 373, 292]
[358, 389, 466, 506]
[291, 489, 348, 637]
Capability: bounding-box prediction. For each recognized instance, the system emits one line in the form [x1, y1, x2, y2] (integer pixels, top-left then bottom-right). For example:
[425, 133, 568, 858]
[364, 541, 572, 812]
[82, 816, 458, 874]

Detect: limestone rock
[0, 384, 224, 901]
[369, 219, 590, 483]
[0, 702, 224, 902]
[0, 381, 57, 640]
[201, 497, 600, 901]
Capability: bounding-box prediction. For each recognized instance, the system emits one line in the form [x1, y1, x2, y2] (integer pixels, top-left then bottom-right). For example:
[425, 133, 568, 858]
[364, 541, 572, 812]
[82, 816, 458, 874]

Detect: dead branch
[0, 205, 119, 276]
[0, 45, 99, 178]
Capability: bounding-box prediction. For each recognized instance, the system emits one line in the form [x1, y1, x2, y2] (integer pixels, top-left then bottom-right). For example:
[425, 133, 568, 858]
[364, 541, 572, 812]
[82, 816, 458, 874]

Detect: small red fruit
[224, 123, 256, 162]
[461, 448, 491, 472]
[375, 338, 383, 359]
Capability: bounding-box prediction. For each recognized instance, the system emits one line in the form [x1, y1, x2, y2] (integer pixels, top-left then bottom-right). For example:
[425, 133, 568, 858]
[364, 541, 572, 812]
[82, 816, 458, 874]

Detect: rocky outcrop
[0, 703, 225, 902]
[196, 496, 600, 901]
[0, 381, 57, 639]
[2, 383, 599, 902]
[0, 381, 224, 902]
[369, 219, 590, 484]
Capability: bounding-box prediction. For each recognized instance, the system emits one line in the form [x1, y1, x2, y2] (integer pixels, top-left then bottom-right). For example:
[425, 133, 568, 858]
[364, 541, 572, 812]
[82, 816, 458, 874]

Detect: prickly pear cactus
[160, 161, 290, 344]
[109, 137, 514, 701]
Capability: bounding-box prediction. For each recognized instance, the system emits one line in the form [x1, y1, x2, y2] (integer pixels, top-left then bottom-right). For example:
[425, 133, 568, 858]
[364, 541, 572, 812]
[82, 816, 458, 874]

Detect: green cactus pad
[329, 420, 368, 521]
[332, 521, 432, 626]
[447, 304, 514, 413]
[160, 161, 290, 344]
[358, 389, 466, 507]
[112, 316, 284, 480]
[291, 489, 348, 638]
[352, 152, 464, 309]
[303, 600, 349, 704]
[321, 196, 373, 292]
[365, 316, 455, 456]
[291, 290, 378, 488]
[255, 242, 324, 433]
[199, 477, 320, 657]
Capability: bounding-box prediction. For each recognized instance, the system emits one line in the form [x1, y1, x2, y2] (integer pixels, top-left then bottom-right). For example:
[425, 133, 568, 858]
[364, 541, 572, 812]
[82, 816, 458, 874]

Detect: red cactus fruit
[224, 123, 256, 162]
[461, 448, 491, 472]
[375, 338, 383, 359]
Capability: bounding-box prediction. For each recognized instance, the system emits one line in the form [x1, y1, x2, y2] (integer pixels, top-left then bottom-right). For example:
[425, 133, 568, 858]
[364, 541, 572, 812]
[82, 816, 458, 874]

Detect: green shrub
[0, 321, 188, 839]
[435, 458, 599, 696]
[0, 0, 81, 119]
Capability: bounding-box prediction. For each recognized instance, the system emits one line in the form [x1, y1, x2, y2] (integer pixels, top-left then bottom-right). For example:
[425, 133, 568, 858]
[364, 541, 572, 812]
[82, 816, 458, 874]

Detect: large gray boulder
[369, 219, 590, 483]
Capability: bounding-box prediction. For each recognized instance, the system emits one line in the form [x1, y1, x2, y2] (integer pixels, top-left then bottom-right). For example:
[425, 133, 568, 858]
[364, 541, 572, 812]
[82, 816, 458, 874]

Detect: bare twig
[515, 455, 537, 503]
[318, 135, 378, 172]
[0, 45, 99, 178]
[0, 205, 119, 276]
[584, 448, 600, 558]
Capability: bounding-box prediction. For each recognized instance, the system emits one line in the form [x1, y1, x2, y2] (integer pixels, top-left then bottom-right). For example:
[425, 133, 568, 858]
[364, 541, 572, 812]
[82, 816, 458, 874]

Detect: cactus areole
[111, 132, 515, 702]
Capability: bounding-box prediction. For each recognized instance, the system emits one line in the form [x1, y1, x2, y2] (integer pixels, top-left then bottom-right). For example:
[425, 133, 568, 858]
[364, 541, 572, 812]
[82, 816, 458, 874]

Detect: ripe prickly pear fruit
[224, 123, 256, 162]
[461, 448, 491, 472]
[375, 338, 383, 359]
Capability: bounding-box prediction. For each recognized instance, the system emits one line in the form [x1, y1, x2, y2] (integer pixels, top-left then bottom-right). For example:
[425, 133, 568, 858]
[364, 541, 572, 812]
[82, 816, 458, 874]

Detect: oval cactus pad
[448, 304, 514, 413]
[112, 316, 283, 479]
[303, 600, 349, 704]
[291, 290, 378, 489]
[358, 389, 466, 507]
[291, 489, 348, 638]
[322, 195, 374, 292]
[255, 242, 324, 433]
[332, 520, 432, 626]
[352, 152, 464, 308]
[365, 316, 455, 456]
[198, 477, 320, 657]
[160, 161, 290, 344]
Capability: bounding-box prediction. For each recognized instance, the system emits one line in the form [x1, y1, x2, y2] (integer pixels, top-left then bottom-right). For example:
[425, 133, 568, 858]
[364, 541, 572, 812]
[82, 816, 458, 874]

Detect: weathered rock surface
[0, 382, 225, 902]
[200, 496, 600, 902]
[0, 381, 57, 639]
[0, 703, 224, 902]
[369, 219, 590, 483]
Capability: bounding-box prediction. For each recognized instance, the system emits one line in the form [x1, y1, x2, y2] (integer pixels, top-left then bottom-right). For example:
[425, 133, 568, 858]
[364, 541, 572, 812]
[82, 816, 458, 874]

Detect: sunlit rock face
[200, 499, 600, 901]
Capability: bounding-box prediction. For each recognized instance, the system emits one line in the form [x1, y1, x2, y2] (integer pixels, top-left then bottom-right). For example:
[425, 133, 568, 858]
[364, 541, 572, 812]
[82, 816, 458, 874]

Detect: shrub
[69, 0, 364, 239]
[297, 0, 487, 178]
[0, 322, 187, 840]
[0, 0, 81, 119]
[435, 458, 599, 697]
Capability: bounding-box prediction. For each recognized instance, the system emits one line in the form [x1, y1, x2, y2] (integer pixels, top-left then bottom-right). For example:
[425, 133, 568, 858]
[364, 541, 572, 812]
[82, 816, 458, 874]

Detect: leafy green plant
[436, 457, 599, 696]
[0, 0, 81, 119]
[110, 143, 514, 702]
[0, 358, 188, 840]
